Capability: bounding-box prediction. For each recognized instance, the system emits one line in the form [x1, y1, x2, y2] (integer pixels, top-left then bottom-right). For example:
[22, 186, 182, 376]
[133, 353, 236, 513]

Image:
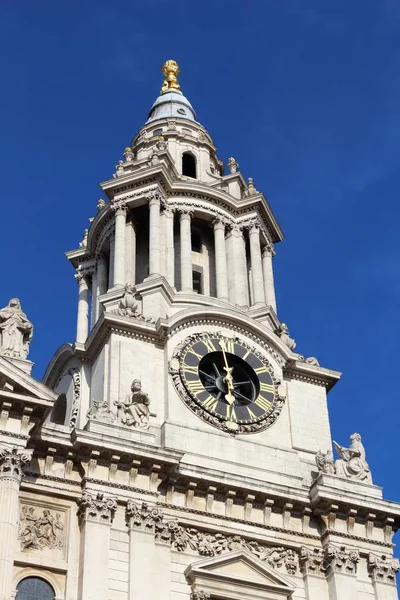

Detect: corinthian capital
[299, 546, 325, 576]
[147, 191, 162, 207]
[262, 242, 275, 258]
[190, 592, 210, 600]
[0, 445, 33, 482]
[323, 544, 359, 576]
[111, 200, 127, 214]
[368, 553, 400, 584]
[78, 491, 117, 525]
[178, 205, 194, 218]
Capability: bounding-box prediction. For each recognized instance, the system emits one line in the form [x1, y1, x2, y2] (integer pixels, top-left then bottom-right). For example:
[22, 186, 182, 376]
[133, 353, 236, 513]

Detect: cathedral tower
[0, 60, 399, 600]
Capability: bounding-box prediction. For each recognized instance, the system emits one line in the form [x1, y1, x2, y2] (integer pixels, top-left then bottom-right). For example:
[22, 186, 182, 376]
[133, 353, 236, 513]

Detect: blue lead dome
[146, 90, 197, 123]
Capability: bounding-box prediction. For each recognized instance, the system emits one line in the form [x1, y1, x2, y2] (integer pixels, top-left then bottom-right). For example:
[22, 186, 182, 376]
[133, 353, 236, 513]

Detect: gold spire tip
[161, 59, 180, 94]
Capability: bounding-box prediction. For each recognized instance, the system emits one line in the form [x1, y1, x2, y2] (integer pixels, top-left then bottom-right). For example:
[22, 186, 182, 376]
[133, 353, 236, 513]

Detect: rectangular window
[193, 270, 202, 294]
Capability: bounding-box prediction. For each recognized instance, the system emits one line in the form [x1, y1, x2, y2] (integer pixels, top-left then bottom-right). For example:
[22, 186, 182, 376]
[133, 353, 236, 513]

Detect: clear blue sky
[1, 2, 400, 509]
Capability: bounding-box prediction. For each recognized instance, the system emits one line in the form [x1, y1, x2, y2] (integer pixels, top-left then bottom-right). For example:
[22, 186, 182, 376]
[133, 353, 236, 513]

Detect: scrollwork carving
[191, 592, 210, 600]
[68, 367, 81, 428]
[299, 546, 325, 576]
[323, 544, 359, 575]
[0, 445, 32, 482]
[368, 553, 400, 584]
[78, 491, 117, 524]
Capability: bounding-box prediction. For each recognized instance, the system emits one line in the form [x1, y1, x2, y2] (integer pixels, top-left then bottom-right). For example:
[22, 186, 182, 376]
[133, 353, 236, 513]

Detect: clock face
[169, 332, 285, 434]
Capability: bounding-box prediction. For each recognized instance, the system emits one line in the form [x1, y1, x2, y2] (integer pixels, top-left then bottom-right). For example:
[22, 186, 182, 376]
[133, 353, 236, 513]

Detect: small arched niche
[182, 152, 197, 178]
[16, 576, 55, 600]
[50, 394, 67, 425]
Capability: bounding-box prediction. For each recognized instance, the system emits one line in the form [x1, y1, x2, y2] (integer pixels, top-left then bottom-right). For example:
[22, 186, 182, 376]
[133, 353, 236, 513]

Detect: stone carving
[114, 379, 150, 428]
[0, 445, 32, 482]
[155, 135, 167, 151]
[315, 450, 335, 475]
[111, 283, 153, 322]
[298, 355, 320, 366]
[191, 593, 210, 600]
[244, 177, 257, 196]
[78, 491, 117, 524]
[19, 506, 64, 551]
[86, 399, 115, 423]
[323, 544, 359, 575]
[115, 160, 124, 178]
[97, 198, 106, 211]
[68, 367, 81, 428]
[277, 323, 296, 351]
[79, 228, 88, 248]
[299, 546, 325, 576]
[227, 156, 239, 173]
[123, 146, 134, 162]
[334, 433, 372, 483]
[126, 502, 298, 574]
[368, 553, 400, 583]
[0, 299, 33, 360]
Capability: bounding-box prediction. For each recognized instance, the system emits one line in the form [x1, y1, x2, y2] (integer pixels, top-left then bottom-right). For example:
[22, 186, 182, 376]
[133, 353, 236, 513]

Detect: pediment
[0, 356, 57, 405]
[185, 549, 296, 599]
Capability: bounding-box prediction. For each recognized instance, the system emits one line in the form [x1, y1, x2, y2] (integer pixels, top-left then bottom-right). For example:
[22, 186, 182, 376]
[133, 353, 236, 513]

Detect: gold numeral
[243, 349, 251, 360]
[203, 395, 218, 412]
[255, 395, 272, 411]
[219, 337, 234, 354]
[227, 404, 237, 420]
[187, 380, 204, 394]
[260, 382, 275, 394]
[203, 338, 216, 352]
[247, 408, 257, 420]
[187, 347, 203, 360]
[184, 364, 199, 375]
[254, 365, 268, 374]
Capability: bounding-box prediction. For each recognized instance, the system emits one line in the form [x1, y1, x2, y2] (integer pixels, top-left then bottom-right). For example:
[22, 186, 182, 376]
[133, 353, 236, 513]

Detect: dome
[146, 90, 197, 123]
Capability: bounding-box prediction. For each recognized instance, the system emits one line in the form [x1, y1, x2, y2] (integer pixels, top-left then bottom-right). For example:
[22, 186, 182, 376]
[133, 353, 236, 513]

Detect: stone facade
[0, 61, 399, 600]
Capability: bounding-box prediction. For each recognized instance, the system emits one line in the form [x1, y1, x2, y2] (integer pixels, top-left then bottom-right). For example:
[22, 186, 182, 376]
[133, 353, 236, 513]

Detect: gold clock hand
[219, 340, 236, 406]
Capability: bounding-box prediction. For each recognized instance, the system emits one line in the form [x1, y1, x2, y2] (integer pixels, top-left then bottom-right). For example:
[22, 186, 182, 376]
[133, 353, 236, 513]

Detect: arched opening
[16, 577, 55, 600]
[50, 394, 67, 425]
[182, 152, 197, 178]
[191, 231, 202, 253]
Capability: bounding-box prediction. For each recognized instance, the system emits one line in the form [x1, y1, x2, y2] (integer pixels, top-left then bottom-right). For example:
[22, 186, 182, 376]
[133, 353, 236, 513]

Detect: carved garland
[168, 332, 284, 435]
[68, 367, 81, 428]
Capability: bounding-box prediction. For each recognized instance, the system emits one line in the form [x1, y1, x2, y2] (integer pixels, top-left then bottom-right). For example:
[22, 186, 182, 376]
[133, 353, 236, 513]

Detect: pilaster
[111, 201, 127, 288]
[262, 242, 277, 313]
[299, 546, 328, 599]
[367, 553, 400, 600]
[323, 543, 359, 600]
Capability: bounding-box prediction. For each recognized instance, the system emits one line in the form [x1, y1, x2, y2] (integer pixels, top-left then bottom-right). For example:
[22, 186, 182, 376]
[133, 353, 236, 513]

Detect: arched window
[50, 394, 67, 425]
[16, 577, 55, 600]
[191, 231, 202, 253]
[182, 152, 197, 178]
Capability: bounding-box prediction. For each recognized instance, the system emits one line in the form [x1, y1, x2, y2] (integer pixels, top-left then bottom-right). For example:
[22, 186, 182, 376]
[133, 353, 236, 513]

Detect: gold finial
[161, 60, 180, 94]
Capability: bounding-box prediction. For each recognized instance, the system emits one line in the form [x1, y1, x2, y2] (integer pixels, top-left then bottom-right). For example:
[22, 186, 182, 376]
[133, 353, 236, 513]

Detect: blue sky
[1, 2, 400, 509]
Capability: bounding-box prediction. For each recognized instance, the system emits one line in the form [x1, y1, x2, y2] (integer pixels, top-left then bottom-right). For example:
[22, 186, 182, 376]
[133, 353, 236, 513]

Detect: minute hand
[219, 340, 235, 405]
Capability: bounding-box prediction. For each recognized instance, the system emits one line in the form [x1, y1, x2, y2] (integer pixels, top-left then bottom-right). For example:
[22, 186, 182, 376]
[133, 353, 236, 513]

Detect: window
[50, 394, 67, 425]
[16, 577, 55, 600]
[191, 231, 202, 253]
[182, 152, 196, 178]
[193, 270, 202, 294]
[152, 128, 163, 137]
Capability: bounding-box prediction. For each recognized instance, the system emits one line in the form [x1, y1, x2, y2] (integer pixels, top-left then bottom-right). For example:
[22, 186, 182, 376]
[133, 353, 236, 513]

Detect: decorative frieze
[78, 491, 117, 525]
[125, 502, 298, 574]
[0, 445, 32, 482]
[323, 544, 359, 576]
[19, 505, 64, 551]
[299, 546, 325, 576]
[191, 592, 210, 600]
[368, 553, 400, 584]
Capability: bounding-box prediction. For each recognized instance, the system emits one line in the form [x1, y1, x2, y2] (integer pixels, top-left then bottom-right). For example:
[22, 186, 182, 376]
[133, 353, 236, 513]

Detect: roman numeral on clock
[219, 337, 234, 353]
[202, 338, 216, 352]
[202, 395, 218, 412]
[187, 380, 204, 394]
[255, 395, 272, 411]
[260, 382, 275, 394]
[184, 364, 199, 375]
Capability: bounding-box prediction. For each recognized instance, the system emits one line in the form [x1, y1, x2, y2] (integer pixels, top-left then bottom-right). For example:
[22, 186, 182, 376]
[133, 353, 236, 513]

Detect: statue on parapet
[334, 433, 372, 483]
[112, 283, 153, 322]
[0, 298, 33, 360]
[114, 379, 150, 428]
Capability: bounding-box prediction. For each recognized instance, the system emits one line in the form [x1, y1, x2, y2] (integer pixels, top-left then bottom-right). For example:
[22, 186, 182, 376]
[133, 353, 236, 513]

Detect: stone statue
[227, 156, 239, 174]
[114, 379, 150, 428]
[0, 299, 33, 359]
[112, 283, 153, 321]
[115, 160, 124, 178]
[334, 433, 372, 483]
[278, 323, 296, 351]
[123, 146, 134, 162]
[155, 135, 167, 151]
[244, 177, 257, 196]
[97, 198, 106, 211]
[79, 229, 88, 248]
[315, 449, 335, 475]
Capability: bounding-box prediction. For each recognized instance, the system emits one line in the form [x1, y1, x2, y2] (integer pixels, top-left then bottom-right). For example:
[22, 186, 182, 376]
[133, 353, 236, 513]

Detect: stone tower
[0, 60, 399, 600]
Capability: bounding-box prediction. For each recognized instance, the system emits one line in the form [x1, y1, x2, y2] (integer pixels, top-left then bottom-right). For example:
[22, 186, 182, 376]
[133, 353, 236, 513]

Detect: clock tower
[1, 60, 399, 600]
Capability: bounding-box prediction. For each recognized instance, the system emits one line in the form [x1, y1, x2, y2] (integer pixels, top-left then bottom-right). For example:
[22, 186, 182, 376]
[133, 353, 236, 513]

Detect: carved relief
[323, 544, 359, 575]
[78, 491, 117, 524]
[315, 450, 335, 475]
[19, 506, 64, 551]
[299, 546, 325, 576]
[86, 399, 115, 423]
[191, 593, 210, 600]
[368, 553, 400, 584]
[0, 298, 33, 360]
[125, 502, 298, 574]
[0, 446, 32, 482]
[111, 283, 154, 322]
[114, 379, 150, 428]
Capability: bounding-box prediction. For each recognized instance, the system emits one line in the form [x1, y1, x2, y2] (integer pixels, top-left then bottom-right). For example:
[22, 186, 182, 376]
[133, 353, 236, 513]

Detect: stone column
[213, 218, 229, 302]
[96, 254, 108, 316]
[112, 202, 127, 288]
[108, 235, 115, 290]
[232, 225, 247, 306]
[75, 271, 89, 344]
[90, 269, 98, 329]
[179, 208, 193, 292]
[126, 501, 171, 600]
[148, 193, 161, 277]
[0, 446, 32, 600]
[125, 219, 136, 285]
[77, 491, 117, 600]
[164, 207, 175, 287]
[262, 243, 277, 313]
[368, 553, 400, 600]
[248, 223, 265, 306]
[299, 547, 329, 599]
[324, 544, 359, 600]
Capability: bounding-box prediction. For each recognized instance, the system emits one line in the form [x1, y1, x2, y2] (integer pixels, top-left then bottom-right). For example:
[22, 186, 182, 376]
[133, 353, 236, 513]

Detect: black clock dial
[179, 334, 277, 424]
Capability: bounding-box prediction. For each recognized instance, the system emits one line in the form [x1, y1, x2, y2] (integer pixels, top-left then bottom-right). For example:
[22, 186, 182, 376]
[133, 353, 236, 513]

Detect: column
[125, 219, 136, 285]
[78, 491, 117, 600]
[213, 218, 229, 302]
[249, 223, 265, 306]
[90, 269, 98, 328]
[112, 202, 127, 288]
[148, 193, 161, 277]
[96, 254, 108, 317]
[324, 544, 359, 600]
[180, 208, 193, 292]
[0, 446, 32, 600]
[75, 271, 89, 344]
[299, 547, 329, 599]
[368, 553, 400, 600]
[262, 242, 277, 313]
[108, 235, 115, 290]
[232, 225, 247, 306]
[164, 207, 175, 287]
